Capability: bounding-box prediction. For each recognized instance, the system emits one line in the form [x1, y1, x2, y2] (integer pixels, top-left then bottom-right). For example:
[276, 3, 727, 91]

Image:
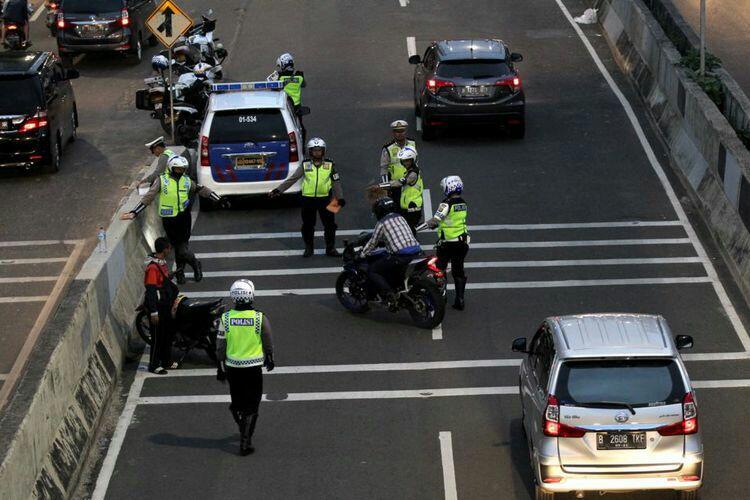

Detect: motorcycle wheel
[335, 271, 369, 313]
[203, 331, 218, 362]
[407, 284, 445, 329]
[135, 310, 153, 346]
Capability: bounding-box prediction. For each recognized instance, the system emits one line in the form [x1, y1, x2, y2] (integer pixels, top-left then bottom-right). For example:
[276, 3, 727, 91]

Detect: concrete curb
[590, 0, 750, 300]
[0, 149, 183, 499]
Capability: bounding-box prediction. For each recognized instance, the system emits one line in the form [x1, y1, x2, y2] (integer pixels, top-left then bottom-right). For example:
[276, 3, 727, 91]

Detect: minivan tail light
[288, 131, 299, 163]
[658, 392, 699, 436]
[57, 12, 65, 29]
[495, 75, 522, 92]
[120, 9, 130, 27]
[543, 395, 586, 438]
[20, 111, 49, 133]
[427, 78, 454, 93]
[200, 135, 210, 167]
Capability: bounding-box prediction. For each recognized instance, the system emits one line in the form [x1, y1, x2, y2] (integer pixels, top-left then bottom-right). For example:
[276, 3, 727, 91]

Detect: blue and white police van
[197, 81, 307, 207]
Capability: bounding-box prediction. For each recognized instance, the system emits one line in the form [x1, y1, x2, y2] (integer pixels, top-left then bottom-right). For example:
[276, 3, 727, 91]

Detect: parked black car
[0, 51, 79, 173]
[56, 0, 157, 63]
[409, 39, 525, 140]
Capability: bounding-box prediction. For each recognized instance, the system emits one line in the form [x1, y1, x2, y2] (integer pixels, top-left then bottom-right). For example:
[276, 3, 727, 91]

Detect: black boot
[239, 412, 258, 455]
[175, 268, 186, 285]
[191, 259, 203, 282]
[230, 405, 240, 425]
[452, 277, 466, 311]
[303, 245, 314, 258]
[326, 247, 340, 257]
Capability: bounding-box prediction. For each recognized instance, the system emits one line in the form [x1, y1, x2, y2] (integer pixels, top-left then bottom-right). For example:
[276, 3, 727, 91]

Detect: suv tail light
[20, 111, 49, 133]
[57, 12, 65, 29]
[200, 135, 210, 167]
[120, 9, 130, 27]
[543, 395, 586, 438]
[288, 131, 299, 163]
[495, 75, 522, 92]
[426, 78, 454, 94]
[658, 392, 699, 436]
[49, 3, 58, 10]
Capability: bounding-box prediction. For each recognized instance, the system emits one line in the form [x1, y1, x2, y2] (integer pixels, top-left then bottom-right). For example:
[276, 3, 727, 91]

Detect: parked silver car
[513, 313, 702, 500]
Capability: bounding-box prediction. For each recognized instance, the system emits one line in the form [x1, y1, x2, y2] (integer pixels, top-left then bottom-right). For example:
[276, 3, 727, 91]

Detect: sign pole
[699, 0, 706, 76]
[169, 46, 175, 144]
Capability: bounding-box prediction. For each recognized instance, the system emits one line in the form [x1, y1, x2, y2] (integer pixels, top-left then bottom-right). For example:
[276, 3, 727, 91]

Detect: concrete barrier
[0, 154, 171, 499]
[590, 0, 750, 298]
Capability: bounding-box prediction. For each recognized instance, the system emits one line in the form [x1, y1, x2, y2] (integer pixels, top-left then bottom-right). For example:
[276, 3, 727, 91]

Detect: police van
[197, 81, 309, 208]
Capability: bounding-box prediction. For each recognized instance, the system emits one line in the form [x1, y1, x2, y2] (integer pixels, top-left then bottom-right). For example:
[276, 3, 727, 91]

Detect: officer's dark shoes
[452, 298, 465, 311]
[192, 260, 203, 282]
[325, 248, 340, 257]
[303, 246, 314, 258]
[175, 270, 186, 285]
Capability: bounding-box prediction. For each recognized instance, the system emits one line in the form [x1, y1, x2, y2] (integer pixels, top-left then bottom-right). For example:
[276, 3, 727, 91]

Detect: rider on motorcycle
[1, 0, 30, 47]
[359, 197, 422, 308]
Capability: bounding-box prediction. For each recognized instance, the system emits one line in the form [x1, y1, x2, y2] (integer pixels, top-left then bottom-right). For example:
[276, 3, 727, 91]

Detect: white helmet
[276, 53, 294, 71]
[230, 279, 255, 304]
[440, 175, 464, 196]
[167, 155, 189, 173]
[306, 137, 326, 154]
[396, 146, 417, 163]
[177, 72, 198, 87]
[390, 119, 408, 131]
[151, 54, 169, 71]
[193, 62, 212, 75]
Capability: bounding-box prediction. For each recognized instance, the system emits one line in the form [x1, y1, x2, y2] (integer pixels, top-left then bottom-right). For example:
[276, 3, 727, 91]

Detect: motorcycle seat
[181, 298, 223, 310]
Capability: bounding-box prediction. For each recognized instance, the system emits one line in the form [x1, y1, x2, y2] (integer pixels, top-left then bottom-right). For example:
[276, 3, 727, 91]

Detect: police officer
[121, 156, 229, 283]
[274, 53, 305, 110]
[417, 176, 469, 310]
[380, 120, 417, 204]
[216, 279, 275, 456]
[139, 137, 177, 187]
[386, 147, 423, 233]
[269, 138, 345, 257]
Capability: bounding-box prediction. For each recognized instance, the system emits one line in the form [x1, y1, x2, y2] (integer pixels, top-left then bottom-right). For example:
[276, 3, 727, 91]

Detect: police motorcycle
[335, 232, 446, 329]
[135, 295, 225, 364]
[184, 9, 227, 70]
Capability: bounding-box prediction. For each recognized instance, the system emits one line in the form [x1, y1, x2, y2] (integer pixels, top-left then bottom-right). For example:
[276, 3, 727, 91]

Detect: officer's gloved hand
[337, 198, 346, 208]
[269, 189, 281, 198]
[216, 363, 227, 382]
[219, 197, 231, 209]
[264, 354, 275, 372]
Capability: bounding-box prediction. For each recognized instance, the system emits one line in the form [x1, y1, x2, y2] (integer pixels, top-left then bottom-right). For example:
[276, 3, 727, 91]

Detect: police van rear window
[209, 109, 288, 144]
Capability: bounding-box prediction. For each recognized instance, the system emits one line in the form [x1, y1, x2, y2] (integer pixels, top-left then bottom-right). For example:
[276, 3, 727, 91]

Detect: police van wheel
[135, 310, 153, 346]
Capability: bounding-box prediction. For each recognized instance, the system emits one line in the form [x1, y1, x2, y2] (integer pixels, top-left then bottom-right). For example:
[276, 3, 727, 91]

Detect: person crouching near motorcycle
[360, 197, 422, 310]
[144, 237, 179, 374]
[216, 279, 275, 456]
[417, 176, 469, 311]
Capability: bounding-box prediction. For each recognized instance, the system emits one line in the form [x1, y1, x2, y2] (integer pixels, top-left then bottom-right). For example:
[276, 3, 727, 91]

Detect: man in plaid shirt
[360, 197, 422, 305]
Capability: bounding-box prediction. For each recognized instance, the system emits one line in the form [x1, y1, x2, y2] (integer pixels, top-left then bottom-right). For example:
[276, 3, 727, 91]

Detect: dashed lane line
[0, 239, 81, 247]
[423, 188, 433, 217]
[0, 257, 70, 265]
[439, 432, 459, 500]
[0, 296, 49, 304]
[30, 3, 45, 22]
[399, 0, 410, 7]
[432, 324, 443, 340]
[0, 276, 59, 284]
[407, 36, 417, 57]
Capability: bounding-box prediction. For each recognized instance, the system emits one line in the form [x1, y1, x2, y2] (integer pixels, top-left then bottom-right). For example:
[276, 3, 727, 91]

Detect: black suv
[0, 52, 79, 172]
[56, 0, 157, 63]
[409, 39, 525, 140]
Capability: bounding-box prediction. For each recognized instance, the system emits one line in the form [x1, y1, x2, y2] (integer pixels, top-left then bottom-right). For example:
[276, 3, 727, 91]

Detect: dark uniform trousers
[436, 239, 469, 278]
[402, 209, 423, 234]
[227, 366, 264, 414]
[161, 209, 197, 272]
[301, 196, 337, 249]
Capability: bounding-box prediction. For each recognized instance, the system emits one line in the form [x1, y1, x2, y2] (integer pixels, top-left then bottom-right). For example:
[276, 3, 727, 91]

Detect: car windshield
[555, 359, 685, 408]
[209, 109, 288, 143]
[436, 60, 511, 79]
[0, 77, 42, 115]
[62, 0, 123, 14]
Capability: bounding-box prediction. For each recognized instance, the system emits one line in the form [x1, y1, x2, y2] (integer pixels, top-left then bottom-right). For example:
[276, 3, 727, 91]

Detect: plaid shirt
[361, 213, 420, 256]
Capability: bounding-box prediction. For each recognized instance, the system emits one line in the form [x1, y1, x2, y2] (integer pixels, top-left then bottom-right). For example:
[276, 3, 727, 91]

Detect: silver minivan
[513, 313, 703, 499]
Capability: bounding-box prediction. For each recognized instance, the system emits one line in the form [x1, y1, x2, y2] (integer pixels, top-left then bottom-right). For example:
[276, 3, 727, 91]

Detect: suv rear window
[0, 77, 42, 115]
[555, 360, 685, 408]
[436, 60, 510, 79]
[62, 0, 123, 13]
[209, 109, 288, 144]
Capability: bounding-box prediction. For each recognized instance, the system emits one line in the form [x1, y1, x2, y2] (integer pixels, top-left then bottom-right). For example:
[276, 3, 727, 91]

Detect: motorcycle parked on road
[335, 233, 446, 329]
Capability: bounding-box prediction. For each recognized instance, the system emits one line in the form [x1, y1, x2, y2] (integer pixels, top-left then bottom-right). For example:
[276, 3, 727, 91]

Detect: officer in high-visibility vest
[139, 136, 177, 187]
[216, 279, 275, 456]
[379, 120, 417, 206]
[269, 137, 346, 257]
[274, 52, 306, 109]
[386, 147, 423, 233]
[417, 176, 469, 310]
[121, 156, 229, 283]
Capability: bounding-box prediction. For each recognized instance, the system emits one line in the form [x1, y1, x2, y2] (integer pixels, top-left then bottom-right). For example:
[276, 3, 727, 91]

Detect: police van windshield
[209, 109, 288, 144]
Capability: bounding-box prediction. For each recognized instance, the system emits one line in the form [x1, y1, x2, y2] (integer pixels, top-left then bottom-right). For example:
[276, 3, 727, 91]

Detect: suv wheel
[508, 119, 525, 140]
[69, 109, 78, 143]
[46, 137, 61, 173]
[534, 485, 554, 500]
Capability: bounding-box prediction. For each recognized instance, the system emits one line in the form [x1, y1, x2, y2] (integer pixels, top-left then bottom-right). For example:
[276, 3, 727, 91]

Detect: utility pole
[699, 0, 706, 75]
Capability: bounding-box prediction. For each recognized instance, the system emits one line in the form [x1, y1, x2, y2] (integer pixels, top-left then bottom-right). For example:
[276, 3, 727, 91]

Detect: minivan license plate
[234, 156, 265, 170]
[596, 432, 647, 450]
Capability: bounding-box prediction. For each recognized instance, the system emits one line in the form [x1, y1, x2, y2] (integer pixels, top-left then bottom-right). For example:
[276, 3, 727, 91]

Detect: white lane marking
[30, 4, 46, 22]
[91, 352, 149, 500]
[0, 373, 7, 381]
[555, 0, 750, 351]
[439, 432, 459, 500]
[0, 239, 80, 247]
[692, 380, 750, 389]
[432, 324, 443, 340]
[0, 257, 69, 265]
[407, 36, 417, 57]
[682, 351, 750, 361]
[0, 276, 58, 284]
[138, 386, 520, 405]
[423, 188, 433, 217]
[399, 0, 410, 6]
[0, 296, 49, 303]
[185, 277, 712, 298]
[196, 239, 692, 259]
[191, 220, 683, 241]
[416, 116, 423, 132]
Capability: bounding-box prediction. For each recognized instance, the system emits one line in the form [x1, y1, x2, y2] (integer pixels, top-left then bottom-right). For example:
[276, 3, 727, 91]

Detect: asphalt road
[670, 0, 750, 94]
[74, 0, 750, 499]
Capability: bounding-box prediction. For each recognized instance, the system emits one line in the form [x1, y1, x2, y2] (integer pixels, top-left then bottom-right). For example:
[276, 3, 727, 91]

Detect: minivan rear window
[436, 60, 511, 79]
[209, 109, 288, 144]
[62, 0, 123, 13]
[555, 360, 685, 408]
[0, 77, 42, 115]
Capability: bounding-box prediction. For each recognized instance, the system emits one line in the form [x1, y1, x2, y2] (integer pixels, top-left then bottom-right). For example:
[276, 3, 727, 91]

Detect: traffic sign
[146, 0, 193, 48]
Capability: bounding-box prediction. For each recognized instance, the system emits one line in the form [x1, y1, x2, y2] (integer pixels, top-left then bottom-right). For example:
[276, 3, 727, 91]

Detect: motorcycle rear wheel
[135, 310, 153, 346]
[407, 284, 445, 329]
[336, 271, 369, 313]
